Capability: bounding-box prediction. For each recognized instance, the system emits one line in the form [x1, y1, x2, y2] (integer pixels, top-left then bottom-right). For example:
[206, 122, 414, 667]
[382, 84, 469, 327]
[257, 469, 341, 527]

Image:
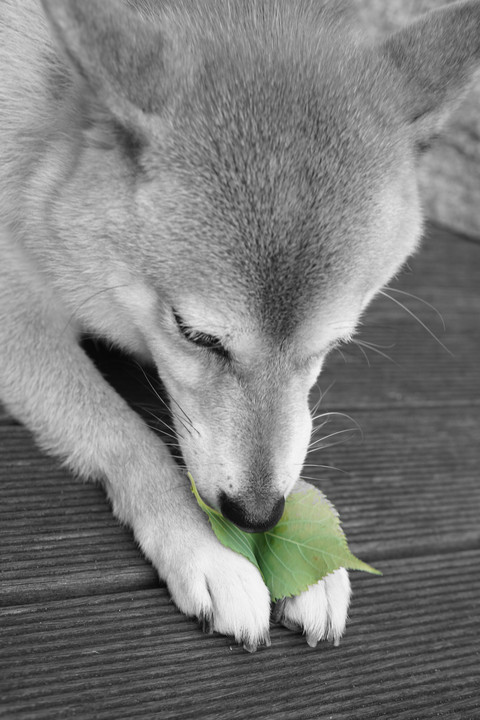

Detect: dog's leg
[273, 569, 351, 647]
[271, 480, 351, 646]
[0, 238, 271, 648]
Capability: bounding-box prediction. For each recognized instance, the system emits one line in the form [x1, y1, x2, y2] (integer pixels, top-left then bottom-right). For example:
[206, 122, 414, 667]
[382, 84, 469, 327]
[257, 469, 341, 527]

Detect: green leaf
[190, 474, 260, 573]
[189, 474, 381, 602]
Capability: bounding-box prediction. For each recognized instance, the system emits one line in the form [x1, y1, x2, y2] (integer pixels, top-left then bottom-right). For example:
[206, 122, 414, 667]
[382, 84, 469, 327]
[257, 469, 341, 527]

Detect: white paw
[163, 540, 271, 650]
[274, 568, 351, 647]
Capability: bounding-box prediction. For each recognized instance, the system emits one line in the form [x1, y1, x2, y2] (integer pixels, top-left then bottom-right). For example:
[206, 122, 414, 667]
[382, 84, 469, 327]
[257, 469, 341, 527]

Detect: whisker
[311, 412, 363, 439]
[352, 339, 397, 365]
[386, 287, 446, 331]
[136, 365, 200, 437]
[143, 427, 182, 450]
[379, 289, 453, 357]
[333, 346, 347, 364]
[310, 380, 336, 416]
[165, 389, 201, 436]
[355, 338, 396, 350]
[309, 426, 359, 446]
[140, 406, 181, 441]
[301, 464, 349, 476]
[310, 421, 329, 437]
[307, 426, 359, 451]
[145, 410, 178, 440]
[135, 363, 194, 437]
[307, 437, 358, 453]
[143, 418, 179, 441]
[354, 340, 370, 367]
[311, 411, 361, 428]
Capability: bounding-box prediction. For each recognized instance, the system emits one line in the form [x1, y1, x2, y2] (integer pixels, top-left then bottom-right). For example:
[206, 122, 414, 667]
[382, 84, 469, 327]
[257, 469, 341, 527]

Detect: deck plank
[1, 551, 479, 720]
[317, 225, 480, 409]
[1, 403, 479, 604]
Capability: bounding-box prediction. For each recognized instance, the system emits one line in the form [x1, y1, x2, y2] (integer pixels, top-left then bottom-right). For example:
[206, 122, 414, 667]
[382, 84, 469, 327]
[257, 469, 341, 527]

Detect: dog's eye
[173, 312, 229, 359]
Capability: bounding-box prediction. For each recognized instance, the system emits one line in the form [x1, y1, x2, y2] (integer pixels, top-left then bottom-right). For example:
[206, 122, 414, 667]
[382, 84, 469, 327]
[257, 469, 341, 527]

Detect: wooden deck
[1, 223, 479, 719]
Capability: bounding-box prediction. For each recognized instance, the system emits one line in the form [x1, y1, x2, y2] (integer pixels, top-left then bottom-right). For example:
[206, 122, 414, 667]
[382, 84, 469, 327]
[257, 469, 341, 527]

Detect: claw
[243, 633, 271, 653]
[327, 628, 341, 647]
[306, 634, 318, 648]
[271, 599, 286, 624]
[198, 612, 214, 635]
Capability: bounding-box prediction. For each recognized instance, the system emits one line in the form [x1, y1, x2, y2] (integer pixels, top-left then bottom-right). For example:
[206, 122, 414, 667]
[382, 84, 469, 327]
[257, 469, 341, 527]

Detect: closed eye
[173, 311, 230, 359]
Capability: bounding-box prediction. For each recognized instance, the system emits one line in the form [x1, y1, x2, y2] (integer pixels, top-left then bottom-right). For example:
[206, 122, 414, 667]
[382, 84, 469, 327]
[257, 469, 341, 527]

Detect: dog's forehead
[143, 16, 404, 340]
[160, 88, 396, 339]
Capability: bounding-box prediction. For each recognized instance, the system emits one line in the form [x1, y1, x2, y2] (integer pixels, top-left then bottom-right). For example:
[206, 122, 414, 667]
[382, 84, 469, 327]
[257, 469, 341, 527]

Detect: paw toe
[275, 569, 351, 646]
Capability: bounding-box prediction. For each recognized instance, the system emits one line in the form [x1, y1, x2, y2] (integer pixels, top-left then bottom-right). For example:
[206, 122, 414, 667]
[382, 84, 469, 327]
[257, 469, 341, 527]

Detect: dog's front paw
[273, 568, 351, 647]
[163, 540, 271, 651]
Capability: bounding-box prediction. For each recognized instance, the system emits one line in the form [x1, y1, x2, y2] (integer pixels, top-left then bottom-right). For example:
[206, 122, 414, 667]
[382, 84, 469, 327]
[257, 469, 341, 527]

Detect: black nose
[219, 493, 285, 533]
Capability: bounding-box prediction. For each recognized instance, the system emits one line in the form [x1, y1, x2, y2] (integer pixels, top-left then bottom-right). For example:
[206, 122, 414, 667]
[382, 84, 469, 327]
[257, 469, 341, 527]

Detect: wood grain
[1, 552, 478, 719]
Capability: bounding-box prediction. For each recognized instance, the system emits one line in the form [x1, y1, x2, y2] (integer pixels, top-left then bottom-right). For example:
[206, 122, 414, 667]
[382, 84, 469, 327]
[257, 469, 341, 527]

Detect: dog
[1, 0, 479, 650]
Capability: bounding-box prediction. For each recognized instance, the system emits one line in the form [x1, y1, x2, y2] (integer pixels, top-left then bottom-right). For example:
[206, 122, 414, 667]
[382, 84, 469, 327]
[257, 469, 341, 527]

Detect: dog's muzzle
[219, 492, 285, 533]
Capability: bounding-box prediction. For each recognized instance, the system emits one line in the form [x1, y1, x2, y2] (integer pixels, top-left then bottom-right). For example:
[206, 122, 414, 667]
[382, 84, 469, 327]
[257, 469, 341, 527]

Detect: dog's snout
[219, 492, 285, 533]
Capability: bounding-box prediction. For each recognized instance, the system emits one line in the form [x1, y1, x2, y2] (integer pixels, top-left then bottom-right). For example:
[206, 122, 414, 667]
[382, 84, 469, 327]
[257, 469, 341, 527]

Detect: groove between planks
[1, 551, 478, 720]
[2, 404, 479, 604]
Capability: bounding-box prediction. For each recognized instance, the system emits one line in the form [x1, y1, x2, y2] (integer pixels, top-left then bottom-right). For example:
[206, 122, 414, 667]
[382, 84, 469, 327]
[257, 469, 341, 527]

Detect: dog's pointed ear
[41, 0, 167, 128]
[381, 0, 480, 138]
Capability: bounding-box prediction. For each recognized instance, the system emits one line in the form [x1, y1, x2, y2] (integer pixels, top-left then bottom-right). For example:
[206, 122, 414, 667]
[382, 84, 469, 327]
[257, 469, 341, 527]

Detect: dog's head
[43, 0, 480, 530]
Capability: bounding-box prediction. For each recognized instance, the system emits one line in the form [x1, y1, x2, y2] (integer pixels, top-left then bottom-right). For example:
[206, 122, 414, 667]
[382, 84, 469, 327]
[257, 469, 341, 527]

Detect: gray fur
[1, 0, 480, 646]
[358, 0, 480, 238]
